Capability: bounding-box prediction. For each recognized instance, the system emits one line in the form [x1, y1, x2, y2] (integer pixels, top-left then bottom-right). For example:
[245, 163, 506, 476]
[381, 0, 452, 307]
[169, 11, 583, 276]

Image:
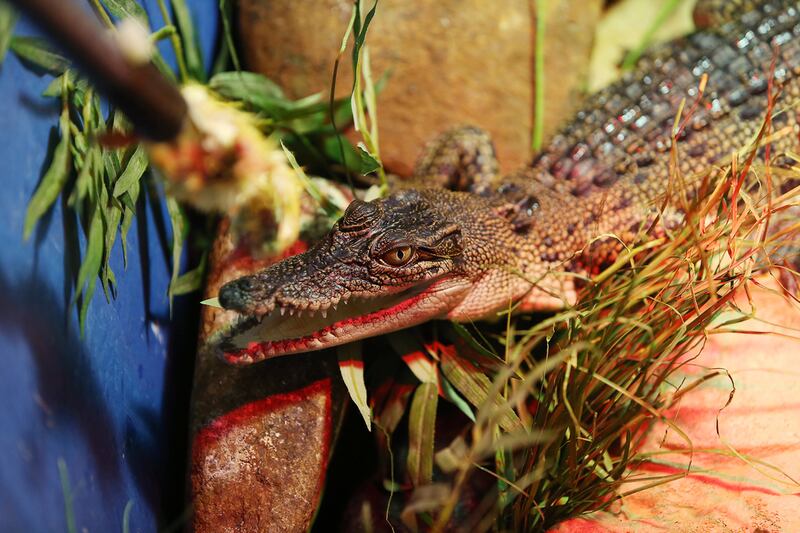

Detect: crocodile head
[212, 189, 480, 363]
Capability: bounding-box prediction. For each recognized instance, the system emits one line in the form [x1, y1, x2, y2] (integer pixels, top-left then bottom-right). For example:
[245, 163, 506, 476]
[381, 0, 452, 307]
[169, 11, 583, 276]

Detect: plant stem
[531, 0, 546, 152]
[156, 0, 188, 81]
[621, 0, 684, 71]
[88, 0, 114, 30]
[150, 25, 177, 44]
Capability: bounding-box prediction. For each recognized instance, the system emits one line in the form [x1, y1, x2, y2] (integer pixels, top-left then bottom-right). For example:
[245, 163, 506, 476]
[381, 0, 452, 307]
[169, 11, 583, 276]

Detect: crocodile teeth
[321, 309, 327, 318]
[280, 307, 286, 316]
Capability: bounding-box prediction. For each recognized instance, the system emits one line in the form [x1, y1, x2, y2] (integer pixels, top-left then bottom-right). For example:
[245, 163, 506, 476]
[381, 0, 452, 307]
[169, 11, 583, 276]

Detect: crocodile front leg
[411, 125, 501, 193]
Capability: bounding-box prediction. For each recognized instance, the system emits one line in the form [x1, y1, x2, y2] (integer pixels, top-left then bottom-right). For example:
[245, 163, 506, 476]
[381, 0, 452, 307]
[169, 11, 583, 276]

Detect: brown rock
[238, 0, 602, 175]
[538, 0, 604, 141]
[191, 379, 332, 533]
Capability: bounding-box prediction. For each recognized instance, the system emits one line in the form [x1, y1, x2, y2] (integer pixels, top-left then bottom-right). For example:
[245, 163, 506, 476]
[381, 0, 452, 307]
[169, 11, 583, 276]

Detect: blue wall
[0, 2, 217, 531]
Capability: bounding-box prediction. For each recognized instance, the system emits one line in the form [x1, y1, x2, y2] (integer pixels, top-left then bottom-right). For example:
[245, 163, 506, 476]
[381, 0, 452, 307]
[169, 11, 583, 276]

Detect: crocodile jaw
[214, 277, 471, 363]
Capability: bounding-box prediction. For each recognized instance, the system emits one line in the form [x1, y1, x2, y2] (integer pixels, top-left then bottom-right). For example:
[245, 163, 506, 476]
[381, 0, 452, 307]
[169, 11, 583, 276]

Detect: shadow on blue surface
[0, 1, 219, 531]
[0, 265, 123, 484]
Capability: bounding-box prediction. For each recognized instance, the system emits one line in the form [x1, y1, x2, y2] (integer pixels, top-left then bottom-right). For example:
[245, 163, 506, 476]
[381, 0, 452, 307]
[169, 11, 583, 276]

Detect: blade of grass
[338, 341, 372, 430]
[0, 2, 19, 65]
[155, 0, 188, 81]
[57, 458, 77, 533]
[112, 144, 148, 198]
[24, 80, 72, 239]
[407, 382, 439, 486]
[217, 0, 240, 72]
[10, 36, 69, 74]
[531, 0, 546, 152]
[166, 196, 187, 311]
[171, 0, 205, 81]
[621, 0, 684, 71]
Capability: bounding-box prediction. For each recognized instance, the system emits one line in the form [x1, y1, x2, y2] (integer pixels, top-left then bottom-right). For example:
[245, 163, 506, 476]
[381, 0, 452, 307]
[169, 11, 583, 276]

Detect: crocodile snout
[218, 275, 267, 312]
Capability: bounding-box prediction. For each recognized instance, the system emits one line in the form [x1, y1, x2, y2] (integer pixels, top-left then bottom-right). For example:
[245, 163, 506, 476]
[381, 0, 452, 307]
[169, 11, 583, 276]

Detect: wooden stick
[9, 0, 187, 141]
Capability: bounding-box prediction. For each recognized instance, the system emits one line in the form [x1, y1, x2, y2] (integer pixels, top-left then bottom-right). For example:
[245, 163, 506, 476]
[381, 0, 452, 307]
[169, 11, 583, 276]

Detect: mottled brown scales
[213, 0, 800, 361]
[412, 125, 499, 192]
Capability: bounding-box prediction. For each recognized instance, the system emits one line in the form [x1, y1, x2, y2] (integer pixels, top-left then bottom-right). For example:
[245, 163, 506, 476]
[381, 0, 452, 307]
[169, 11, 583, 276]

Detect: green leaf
[169, 252, 207, 295]
[357, 143, 381, 175]
[406, 382, 438, 486]
[42, 71, 74, 98]
[69, 146, 98, 208]
[102, 150, 121, 189]
[449, 322, 499, 360]
[23, 104, 72, 240]
[166, 196, 187, 309]
[75, 205, 104, 334]
[440, 376, 475, 422]
[113, 145, 148, 198]
[101, 201, 122, 300]
[351, 0, 379, 87]
[100, 0, 149, 27]
[210, 70, 285, 98]
[0, 2, 19, 65]
[322, 134, 361, 173]
[171, 0, 205, 81]
[10, 36, 69, 74]
[439, 349, 522, 433]
[119, 180, 140, 266]
[57, 458, 77, 533]
[200, 297, 221, 308]
[209, 70, 286, 109]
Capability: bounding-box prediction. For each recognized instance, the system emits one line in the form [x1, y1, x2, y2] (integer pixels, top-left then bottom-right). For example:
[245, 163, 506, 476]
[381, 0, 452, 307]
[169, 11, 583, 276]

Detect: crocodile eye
[382, 246, 414, 266]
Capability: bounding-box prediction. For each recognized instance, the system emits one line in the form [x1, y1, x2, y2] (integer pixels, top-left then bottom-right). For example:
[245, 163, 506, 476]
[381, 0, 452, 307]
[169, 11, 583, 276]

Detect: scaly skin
[212, 0, 800, 363]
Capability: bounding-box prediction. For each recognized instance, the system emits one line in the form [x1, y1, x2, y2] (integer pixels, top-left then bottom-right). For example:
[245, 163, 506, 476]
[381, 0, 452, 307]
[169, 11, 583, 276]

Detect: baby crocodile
[214, 0, 800, 363]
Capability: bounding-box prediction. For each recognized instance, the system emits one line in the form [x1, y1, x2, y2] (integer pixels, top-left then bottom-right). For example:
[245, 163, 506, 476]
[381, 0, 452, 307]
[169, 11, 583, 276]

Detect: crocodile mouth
[213, 277, 469, 364]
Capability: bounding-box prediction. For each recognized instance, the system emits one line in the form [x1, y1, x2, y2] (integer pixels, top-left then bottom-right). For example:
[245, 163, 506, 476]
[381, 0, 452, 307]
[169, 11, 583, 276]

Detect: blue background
[0, 2, 217, 531]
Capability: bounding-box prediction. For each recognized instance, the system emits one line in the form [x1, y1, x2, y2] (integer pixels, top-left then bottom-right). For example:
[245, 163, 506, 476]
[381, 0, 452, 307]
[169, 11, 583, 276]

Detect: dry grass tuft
[385, 83, 800, 531]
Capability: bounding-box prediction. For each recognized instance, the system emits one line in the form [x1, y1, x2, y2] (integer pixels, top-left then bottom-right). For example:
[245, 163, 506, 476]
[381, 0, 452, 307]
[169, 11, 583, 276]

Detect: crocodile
[213, 0, 800, 363]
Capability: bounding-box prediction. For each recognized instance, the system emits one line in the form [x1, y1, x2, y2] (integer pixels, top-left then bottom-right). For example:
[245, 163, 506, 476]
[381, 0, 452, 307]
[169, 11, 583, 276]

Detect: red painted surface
[634, 461, 800, 498]
[338, 359, 364, 370]
[193, 378, 333, 501]
[555, 283, 800, 530]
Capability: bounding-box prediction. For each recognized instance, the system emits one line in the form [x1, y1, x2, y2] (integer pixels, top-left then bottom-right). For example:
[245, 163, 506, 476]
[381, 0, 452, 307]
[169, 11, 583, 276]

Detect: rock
[190, 182, 353, 533]
[538, 0, 604, 142]
[238, 0, 602, 175]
